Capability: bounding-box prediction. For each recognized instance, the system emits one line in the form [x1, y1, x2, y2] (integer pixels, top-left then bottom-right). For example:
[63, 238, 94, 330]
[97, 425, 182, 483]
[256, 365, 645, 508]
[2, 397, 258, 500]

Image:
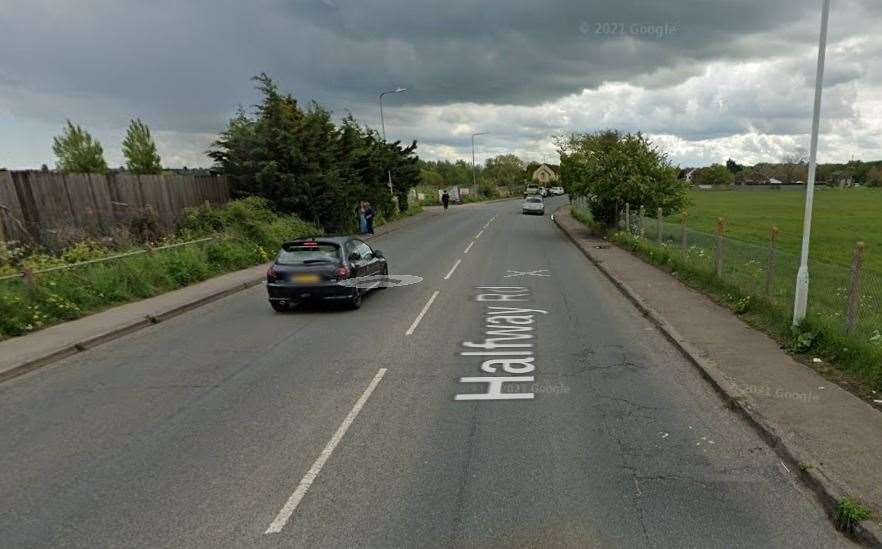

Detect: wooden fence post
[715, 217, 725, 277]
[639, 206, 645, 238]
[681, 211, 689, 255]
[846, 241, 865, 335]
[765, 226, 779, 298]
[625, 203, 631, 234]
[22, 266, 36, 288]
[656, 207, 663, 244]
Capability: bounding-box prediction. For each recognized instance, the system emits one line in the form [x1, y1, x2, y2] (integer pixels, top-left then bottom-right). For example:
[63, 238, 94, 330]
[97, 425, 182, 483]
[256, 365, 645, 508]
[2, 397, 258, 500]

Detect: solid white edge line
[443, 258, 462, 280]
[405, 290, 440, 335]
[475, 229, 484, 239]
[265, 368, 388, 534]
[464, 241, 475, 254]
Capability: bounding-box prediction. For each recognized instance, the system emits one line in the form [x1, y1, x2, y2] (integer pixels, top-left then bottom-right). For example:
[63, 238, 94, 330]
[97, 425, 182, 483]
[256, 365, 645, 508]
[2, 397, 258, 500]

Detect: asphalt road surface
[0, 197, 852, 548]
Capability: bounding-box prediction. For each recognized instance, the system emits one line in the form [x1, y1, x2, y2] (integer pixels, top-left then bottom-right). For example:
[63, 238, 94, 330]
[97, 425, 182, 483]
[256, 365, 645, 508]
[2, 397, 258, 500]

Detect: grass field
[670, 188, 882, 272]
[596, 187, 882, 393]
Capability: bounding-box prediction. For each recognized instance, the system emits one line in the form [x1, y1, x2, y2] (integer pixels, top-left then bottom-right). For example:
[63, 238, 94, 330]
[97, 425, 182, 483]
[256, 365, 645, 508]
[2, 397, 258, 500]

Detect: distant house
[531, 163, 560, 184]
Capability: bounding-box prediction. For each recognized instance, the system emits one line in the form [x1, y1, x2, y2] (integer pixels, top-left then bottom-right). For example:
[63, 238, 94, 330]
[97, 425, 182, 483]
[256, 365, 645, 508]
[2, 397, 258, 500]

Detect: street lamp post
[471, 132, 487, 188]
[793, 0, 831, 326]
[379, 87, 407, 141]
[378, 87, 408, 208]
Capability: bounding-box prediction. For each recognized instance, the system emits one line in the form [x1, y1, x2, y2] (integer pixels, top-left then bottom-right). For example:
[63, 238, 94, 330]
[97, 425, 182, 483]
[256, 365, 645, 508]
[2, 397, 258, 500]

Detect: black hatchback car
[266, 236, 388, 311]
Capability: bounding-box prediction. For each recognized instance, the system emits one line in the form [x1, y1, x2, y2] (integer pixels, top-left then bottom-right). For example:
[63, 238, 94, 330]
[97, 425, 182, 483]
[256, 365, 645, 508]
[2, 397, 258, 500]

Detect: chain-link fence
[609, 204, 882, 345]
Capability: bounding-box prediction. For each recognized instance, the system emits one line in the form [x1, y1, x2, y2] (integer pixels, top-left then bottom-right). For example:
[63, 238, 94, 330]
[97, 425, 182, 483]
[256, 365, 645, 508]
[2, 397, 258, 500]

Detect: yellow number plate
[293, 274, 320, 283]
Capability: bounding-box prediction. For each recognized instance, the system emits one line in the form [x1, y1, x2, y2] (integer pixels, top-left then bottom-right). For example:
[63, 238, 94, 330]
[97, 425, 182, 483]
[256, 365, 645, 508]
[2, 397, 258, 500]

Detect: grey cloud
[0, 0, 848, 132]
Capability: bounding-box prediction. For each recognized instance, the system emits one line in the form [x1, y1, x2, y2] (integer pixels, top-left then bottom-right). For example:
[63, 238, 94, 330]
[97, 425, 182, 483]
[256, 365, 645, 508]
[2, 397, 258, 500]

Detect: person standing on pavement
[364, 201, 376, 234]
[356, 201, 368, 234]
[441, 190, 450, 210]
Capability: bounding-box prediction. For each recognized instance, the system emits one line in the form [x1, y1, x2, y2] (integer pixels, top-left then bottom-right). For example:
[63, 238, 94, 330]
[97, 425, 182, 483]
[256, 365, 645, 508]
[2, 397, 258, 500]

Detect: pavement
[0, 196, 857, 548]
[555, 205, 882, 545]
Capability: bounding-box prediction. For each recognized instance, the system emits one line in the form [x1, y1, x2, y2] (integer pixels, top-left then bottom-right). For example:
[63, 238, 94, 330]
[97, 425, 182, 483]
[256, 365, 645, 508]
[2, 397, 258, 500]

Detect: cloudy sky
[1, 0, 881, 169]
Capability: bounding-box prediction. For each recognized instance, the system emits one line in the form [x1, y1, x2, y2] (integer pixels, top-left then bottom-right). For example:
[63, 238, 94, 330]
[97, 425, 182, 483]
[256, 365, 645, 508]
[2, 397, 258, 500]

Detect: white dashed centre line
[265, 368, 387, 534]
[475, 229, 484, 239]
[405, 290, 440, 335]
[464, 241, 475, 254]
[443, 259, 463, 280]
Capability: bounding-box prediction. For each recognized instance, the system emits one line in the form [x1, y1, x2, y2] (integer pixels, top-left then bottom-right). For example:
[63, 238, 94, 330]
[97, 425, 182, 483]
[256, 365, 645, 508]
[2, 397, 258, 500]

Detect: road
[0, 196, 850, 548]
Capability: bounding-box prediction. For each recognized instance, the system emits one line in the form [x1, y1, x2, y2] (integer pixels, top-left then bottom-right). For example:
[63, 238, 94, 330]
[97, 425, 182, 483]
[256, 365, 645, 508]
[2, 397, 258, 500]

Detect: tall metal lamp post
[471, 132, 488, 188]
[379, 87, 408, 208]
[793, 0, 832, 326]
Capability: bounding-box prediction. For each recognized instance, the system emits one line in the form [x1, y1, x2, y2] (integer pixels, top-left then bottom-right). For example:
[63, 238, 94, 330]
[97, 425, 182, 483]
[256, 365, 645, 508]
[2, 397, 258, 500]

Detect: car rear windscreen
[526, 197, 542, 203]
[277, 243, 341, 265]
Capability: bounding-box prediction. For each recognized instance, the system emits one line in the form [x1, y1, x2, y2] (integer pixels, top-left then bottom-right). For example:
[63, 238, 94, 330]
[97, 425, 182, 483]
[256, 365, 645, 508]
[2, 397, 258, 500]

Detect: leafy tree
[865, 166, 882, 187]
[557, 130, 688, 226]
[725, 158, 744, 173]
[418, 159, 478, 187]
[210, 74, 421, 232]
[420, 168, 444, 187]
[122, 118, 162, 174]
[694, 164, 734, 186]
[482, 154, 525, 188]
[52, 120, 108, 174]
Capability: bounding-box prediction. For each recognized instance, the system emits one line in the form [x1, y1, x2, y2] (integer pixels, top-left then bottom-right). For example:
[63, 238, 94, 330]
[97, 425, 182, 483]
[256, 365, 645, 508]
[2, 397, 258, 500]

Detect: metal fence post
[715, 218, 725, 277]
[656, 207, 663, 244]
[846, 241, 865, 334]
[639, 206, 645, 238]
[766, 226, 779, 298]
[681, 211, 688, 255]
[625, 203, 631, 234]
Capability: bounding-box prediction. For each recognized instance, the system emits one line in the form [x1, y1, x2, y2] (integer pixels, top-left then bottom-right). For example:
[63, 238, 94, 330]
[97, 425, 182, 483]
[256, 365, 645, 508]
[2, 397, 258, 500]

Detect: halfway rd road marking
[444, 259, 463, 280]
[464, 241, 475, 254]
[265, 368, 388, 534]
[405, 290, 440, 335]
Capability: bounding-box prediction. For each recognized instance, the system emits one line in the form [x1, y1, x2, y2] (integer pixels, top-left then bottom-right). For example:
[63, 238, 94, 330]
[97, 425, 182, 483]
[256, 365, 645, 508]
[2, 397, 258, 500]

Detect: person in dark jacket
[364, 202, 376, 234]
[441, 190, 450, 210]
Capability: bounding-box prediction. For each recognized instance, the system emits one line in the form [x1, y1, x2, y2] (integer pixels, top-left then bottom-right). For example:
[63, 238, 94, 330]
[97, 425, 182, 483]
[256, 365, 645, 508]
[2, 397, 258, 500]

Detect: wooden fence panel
[87, 174, 115, 234]
[0, 172, 230, 247]
[0, 171, 27, 243]
[63, 173, 102, 235]
[110, 173, 145, 225]
[28, 171, 77, 244]
[140, 174, 175, 228]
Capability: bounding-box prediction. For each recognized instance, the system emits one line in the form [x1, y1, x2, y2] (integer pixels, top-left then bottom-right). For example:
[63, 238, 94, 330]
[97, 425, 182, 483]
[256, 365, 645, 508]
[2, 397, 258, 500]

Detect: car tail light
[335, 265, 350, 280]
[267, 265, 280, 282]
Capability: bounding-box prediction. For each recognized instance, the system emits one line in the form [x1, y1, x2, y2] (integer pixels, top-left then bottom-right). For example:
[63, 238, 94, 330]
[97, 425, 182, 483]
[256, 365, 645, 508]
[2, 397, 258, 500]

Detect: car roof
[282, 235, 356, 247]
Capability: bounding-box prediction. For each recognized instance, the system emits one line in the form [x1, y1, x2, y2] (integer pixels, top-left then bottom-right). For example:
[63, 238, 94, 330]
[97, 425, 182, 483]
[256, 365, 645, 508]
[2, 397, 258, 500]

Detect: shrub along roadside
[0, 198, 317, 339]
[571, 205, 882, 397]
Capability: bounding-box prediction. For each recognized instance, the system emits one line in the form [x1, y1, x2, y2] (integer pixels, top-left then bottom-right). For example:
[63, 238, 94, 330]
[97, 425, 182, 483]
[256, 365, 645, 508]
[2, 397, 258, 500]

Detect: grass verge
[0, 197, 317, 339]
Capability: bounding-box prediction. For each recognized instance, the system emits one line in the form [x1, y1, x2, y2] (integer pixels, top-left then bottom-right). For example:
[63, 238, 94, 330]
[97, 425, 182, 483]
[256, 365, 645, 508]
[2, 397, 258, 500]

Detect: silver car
[521, 196, 545, 215]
